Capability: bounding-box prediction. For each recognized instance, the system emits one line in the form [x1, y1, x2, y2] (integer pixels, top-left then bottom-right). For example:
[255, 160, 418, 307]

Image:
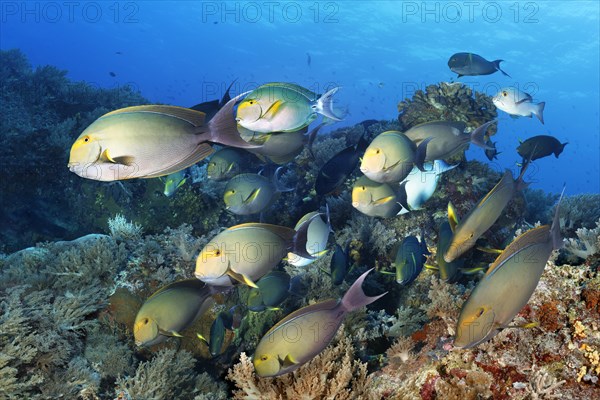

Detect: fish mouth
[352, 201, 359, 207]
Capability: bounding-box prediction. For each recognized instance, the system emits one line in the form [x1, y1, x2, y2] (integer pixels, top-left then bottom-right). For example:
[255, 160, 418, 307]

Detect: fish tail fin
[273, 166, 294, 192]
[433, 159, 458, 174]
[470, 120, 497, 150]
[315, 87, 343, 121]
[415, 137, 432, 172]
[307, 123, 325, 159]
[207, 92, 261, 149]
[533, 102, 545, 124]
[556, 142, 568, 158]
[341, 269, 386, 312]
[516, 156, 532, 191]
[551, 186, 565, 250]
[220, 79, 237, 106]
[396, 180, 410, 212]
[493, 60, 511, 77]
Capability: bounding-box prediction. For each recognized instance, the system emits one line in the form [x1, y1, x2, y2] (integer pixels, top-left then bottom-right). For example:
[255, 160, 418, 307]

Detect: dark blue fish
[448, 52, 510, 78]
[330, 243, 351, 286]
[517, 135, 568, 163]
[197, 306, 241, 357]
[386, 232, 430, 285]
[189, 80, 236, 121]
[315, 133, 369, 195]
[484, 139, 500, 161]
[246, 271, 303, 312]
[306, 52, 311, 67]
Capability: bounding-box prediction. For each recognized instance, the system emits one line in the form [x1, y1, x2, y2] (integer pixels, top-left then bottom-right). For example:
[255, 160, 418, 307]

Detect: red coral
[537, 301, 562, 332]
[420, 374, 439, 400]
[581, 286, 600, 314]
[412, 323, 429, 342]
[476, 362, 527, 400]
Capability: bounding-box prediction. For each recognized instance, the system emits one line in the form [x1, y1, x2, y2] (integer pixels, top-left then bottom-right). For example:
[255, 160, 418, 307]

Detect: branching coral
[564, 218, 600, 260]
[226, 332, 379, 400]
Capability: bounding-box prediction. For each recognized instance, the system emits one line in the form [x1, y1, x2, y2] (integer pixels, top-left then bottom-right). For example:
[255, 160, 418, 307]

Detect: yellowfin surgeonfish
[133, 279, 217, 347]
[162, 170, 187, 197]
[207, 148, 243, 181]
[287, 206, 331, 267]
[195, 220, 316, 288]
[444, 165, 529, 263]
[236, 83, 341, 133]
[68, 93, 258, 181]
[454, 190, 564, 348]
[360, 131, 430, 183]
[252, 269, 386, 377]
[223, 173, 279, 215]
[352, 175, 403, 218]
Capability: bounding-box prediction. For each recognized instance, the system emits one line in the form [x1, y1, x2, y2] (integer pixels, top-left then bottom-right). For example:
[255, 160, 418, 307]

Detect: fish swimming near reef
[448, 52, 511, 78]
[197, 306, 241, 357]
[133, 279, 216, 347]
[252, 269, 386, 377]
[404, 120, 496, 161]
[492, 87, 545, 124]
[352, 175, 404, 218]
[315, 133, 369, 195]
[236, 82, 342, 133]
[435, 221, 465, 283]
[162, 169, 187, 197]
[206, 147, 244, 181]
[243, 123, 323, 165]
[195, 220, 316, 288]
[68, 93, 259, 181]
[189, 80, 236, 121]
[444, 164, 530, 263]
[329, 242, 351, 286]
[360, 130, 430, 183]
[484, 139, 500, 161]
[454, 189, 564, 348]
[384, 232, 430, 285]
[397, 160, 458, 214]
[246, 271, 303, 312]
[287, 207, 331, 267]
[223, 172, 283, 215]
[517, 135, 568, 163]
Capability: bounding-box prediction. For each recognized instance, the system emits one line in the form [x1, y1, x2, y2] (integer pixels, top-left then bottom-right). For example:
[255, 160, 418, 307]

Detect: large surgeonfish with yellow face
[454, 189, 564, 348]
[360, 131, 430, 183]
[206, 147, 244, 181]
[133, 279, 218, 347]
[68, 93, 259, 181]
[223, 172, 281, 215]
[444, 164, 530, 263]
[351, 175, 404, 218]
[404, 120, 496, 162]
[236, 83, 341, 133]
[195, 219, 316, 288]
[252, 269, 386, 377]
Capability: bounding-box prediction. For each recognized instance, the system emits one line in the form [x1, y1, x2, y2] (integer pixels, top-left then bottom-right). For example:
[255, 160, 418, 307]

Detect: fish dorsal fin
[103, 105, 207, 127]
[477, 171, 513, 207]
[447, 202, 460, 232]
[484, 226, 550, 279]
[279, 354, 299, 368]
[146, 279, 206, 301]
[226, 266, 259, 288]
[244, 188, 261, 204]
[261, 100, 284, 121]
[227, 223, 296, 242]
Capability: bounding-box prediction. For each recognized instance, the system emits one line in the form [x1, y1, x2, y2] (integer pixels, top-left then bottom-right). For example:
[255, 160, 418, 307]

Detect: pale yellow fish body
[195, 223, 295, 287]
[352, 175, 402, 218]
[360, 131, 417, 183]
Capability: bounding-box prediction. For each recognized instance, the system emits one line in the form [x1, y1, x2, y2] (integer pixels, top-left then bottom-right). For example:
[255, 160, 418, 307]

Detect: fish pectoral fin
[379, 270, 396, 276]
[279, 354, 299, 368]
[226, 162, 235, 173]
[244, 188, 261, 204]
[373, 196, 394, 205]
[504, 321, 539, 330]
[424, 263, 439, 271]
[447, 202, 460, 232]
[176, 178, 187, 189]
[196, 333, 209, 345]
[261, 100, 284, 120]
[159, 329, 184, 338]
[475, 246, 504, 254]
[266, 306, 282, 311]
[112, 156, 136, 166]
[313, 249, 329, 258]
[101, 149, 115, 163]
[226, 268, 259, 288]
[459, 266, 486, 275]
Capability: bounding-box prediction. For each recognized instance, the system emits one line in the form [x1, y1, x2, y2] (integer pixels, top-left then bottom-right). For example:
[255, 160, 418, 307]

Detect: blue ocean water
[1, 0, 598, 194]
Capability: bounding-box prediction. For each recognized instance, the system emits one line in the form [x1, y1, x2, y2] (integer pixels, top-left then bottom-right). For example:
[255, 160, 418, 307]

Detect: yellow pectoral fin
[280, 354, 299, 368]
[373, 196, 394, 205]
[262, 100, 284, 120]
[101, 149, 116, 163]
[476, 246, 504, 254]
[244, 188, 261, 204]
[425, 264, 438, 271]
[196, 333, 209, 345]
[176, 178, 187, 189]
[448, 202, 460, 232]
[226, 268, 259, 288]
[159, 329, 183, 338]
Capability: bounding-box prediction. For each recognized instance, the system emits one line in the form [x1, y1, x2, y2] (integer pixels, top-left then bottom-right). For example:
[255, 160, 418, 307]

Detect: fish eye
[143, 318, 149, 324]
[83, 136, 90, 142]
[249, 100, 255, 105]
[215, 249, 221, 256]
[361, 186, 366, 190]
[260, 355, 268, 361]
[502, 91, 507, 97]
[375, 149, 380, 154]
[476, 308, 485, 318]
